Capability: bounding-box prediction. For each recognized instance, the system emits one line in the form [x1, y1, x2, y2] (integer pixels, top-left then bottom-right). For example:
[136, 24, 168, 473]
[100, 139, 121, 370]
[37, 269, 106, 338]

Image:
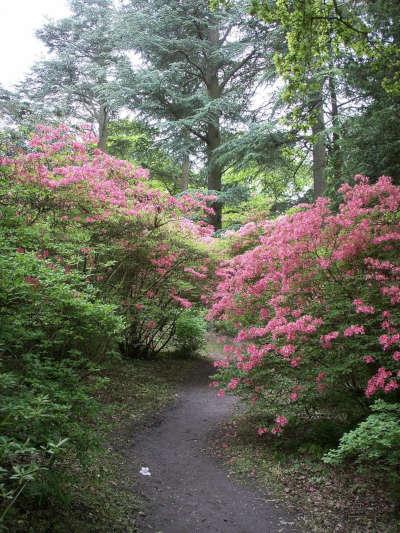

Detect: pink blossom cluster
[171, 294, 193, 309]
[365, 367, 399, 397]
[353, 299, 375, 314]
[343, 325, 365, 337]
[2, 126, 213, 341]
[320, 331, 339, 349]
[1, 125, 215, 230]
[209, 175, 400, 434]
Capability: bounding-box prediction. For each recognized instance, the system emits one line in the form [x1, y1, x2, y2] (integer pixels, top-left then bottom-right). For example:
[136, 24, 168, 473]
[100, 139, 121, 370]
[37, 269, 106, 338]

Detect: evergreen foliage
[119, 0, 278, 227]
[18, 0, 128, 148]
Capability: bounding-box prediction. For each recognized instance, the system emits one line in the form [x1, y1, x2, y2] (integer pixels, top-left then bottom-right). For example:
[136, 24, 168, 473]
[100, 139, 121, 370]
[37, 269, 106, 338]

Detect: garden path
[128, 335, 301, 533]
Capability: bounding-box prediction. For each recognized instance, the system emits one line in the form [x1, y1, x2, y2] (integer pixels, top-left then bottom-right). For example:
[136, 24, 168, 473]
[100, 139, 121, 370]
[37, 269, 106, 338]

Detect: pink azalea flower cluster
[2, 126, 214, 355]
[209, 175, 400, 434]
[1, 125, 214, 227]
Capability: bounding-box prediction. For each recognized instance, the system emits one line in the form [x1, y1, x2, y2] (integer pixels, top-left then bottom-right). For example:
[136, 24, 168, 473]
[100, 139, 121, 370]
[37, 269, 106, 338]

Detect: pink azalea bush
[1, 124, 215, 356]
[208, 175, 400, 441]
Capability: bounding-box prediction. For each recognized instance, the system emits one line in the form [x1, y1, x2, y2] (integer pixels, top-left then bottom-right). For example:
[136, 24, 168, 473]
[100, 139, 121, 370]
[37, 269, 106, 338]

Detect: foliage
[0, 355, 103, 523]
[174, 310, 208, 356]
[0, 244, 122, 361]
[18, 0, 129, 147]
[119, 0, 278, 226]
[107, 119, 185, 192]
[323, 400, 400, 473]
[209, 176, 400, 444]
[0, 248, 114, 522]
[218, 134, 313, 222]
[250, 0, 400, 98]
[0, 123, 215, 524]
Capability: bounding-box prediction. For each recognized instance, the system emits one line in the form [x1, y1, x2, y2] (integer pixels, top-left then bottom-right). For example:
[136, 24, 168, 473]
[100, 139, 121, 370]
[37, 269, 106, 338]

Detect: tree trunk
[328, 73, 342, 186]
[311, 88, 326, 199]
[178, 154, 190, 191]
[206, 23, 222, 229]
[97, 106, 109, 151]
[207, 123, 222, 229]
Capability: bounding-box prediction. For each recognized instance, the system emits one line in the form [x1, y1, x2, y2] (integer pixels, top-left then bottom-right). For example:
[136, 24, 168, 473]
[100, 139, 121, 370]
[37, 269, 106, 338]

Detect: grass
[209, 410, 400, 533]
[9, 354, 197, 533]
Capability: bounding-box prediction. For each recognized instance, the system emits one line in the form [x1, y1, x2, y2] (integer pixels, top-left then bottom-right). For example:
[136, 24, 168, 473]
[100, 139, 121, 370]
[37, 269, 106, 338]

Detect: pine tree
[19, 0, 128, 149]
[119, 0, 277, 227]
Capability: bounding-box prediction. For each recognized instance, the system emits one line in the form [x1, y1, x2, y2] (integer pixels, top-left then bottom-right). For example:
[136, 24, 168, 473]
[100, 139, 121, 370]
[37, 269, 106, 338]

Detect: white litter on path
[140, 466, 151, 476]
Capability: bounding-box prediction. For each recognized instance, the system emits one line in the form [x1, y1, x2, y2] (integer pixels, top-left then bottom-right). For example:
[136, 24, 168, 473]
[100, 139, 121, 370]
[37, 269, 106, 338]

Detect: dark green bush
[0, 241, 123, 524]
[174, 310, 207, 356]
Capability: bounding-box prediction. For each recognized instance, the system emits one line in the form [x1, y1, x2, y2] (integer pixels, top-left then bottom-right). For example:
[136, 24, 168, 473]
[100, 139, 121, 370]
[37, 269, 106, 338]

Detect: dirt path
[128, 351, 300, 533]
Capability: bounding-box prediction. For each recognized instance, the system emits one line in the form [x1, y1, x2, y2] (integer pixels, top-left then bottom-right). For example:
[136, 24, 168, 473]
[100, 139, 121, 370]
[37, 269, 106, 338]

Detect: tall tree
[19, 0, 128, 149]
[119, 0, 277, 228]
[250, 0, 400, 193]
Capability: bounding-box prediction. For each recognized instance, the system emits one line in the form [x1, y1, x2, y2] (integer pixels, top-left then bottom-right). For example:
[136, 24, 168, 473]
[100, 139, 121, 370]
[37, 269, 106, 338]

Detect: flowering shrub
[0, 124, 215, 357]
[0, 124, 214, 522]
[209, 176, 400, 441]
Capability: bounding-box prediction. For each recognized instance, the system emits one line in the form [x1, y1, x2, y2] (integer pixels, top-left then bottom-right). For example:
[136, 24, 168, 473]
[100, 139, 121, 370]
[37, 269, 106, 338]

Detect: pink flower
[379, 333, 400, 350]
[320, 331, 339, 349]
[171, 294, 192, 308]
[184, 267, 207, 279]
[275, 415, 288, 427]
[363, 355, 375, 364]
[343, 325, 365, 337]
[217, 389, 225, 398]
[317, 258, 331, 269]
[213, 359, 230, 369]
[257, 427, 268, 436]
[279, 344, 296, 358]
[227, 378, 240, 390]
[393, 351, 400, 362]
[353, 299, 375, 314]
[384, 380, 399, 393]
[381, 286, 400, 305]
[365, 367, 393, 397]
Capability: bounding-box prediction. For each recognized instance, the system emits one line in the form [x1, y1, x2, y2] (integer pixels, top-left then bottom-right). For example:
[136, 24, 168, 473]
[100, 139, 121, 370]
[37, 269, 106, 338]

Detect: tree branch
[220, 49, 257, 90]
[176, 49, 207, 83]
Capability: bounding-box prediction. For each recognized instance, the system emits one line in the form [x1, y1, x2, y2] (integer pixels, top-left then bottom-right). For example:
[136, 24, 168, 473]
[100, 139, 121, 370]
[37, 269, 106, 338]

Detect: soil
[128, 355, 301, 533]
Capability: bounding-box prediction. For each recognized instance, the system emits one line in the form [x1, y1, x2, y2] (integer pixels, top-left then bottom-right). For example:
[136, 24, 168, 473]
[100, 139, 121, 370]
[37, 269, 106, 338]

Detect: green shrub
[174, 310, 207, 356]
[0, 355, 106, 523]
[323, 400, 400, 472]
[0, 244, 123, 360]
[0, 241, 123, 524]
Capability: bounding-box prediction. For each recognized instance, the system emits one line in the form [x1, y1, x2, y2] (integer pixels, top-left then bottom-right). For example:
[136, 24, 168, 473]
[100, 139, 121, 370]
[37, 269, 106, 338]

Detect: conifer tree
[120, 0, 277, 227]
[20, 0, 128, 149]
